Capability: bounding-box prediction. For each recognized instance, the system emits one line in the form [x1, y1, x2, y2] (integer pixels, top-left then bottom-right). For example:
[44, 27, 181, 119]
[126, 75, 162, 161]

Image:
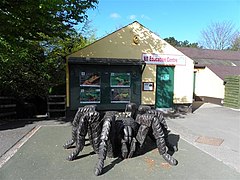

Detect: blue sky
[82, 0, 240, 43]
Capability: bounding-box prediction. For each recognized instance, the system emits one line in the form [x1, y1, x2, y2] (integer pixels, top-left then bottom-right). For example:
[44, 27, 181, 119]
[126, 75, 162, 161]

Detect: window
[79, 72, 101, 103]
[110, 72, 131, 103]
[80, 88, 100, 103]
[80, 72, 100, 87]
[111, 88, 130, 103]
[110, 73, 130, 87]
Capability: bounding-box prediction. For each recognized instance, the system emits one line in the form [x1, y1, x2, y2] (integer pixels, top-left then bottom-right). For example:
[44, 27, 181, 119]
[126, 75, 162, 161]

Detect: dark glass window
[79, 72, 101, 103]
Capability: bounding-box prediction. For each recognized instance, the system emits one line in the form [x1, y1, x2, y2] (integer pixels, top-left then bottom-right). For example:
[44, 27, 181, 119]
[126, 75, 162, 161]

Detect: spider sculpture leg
[121, 125, 132, 159]
[123, 103, 139, 158]
[147, 109, 178, 152]
[123, 120, 141, 158]
[63, 105, 96, 149]
[124, 125, 139, 159]
[87, 111, 102, 154]
[63, 108, 81, 149]
[115, 111, 138, 159]
[67, 111, 100, 161]
[127, 130, 138, 158]
[135, 114, 152, 149]
[135, 113, 177, 165]
[148, 109, 168, 129]
[94, 111, 116, 176]
[151, 115, 178, 165]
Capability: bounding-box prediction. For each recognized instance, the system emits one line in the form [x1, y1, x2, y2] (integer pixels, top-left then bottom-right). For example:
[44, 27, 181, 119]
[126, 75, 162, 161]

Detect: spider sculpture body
[63, 103, 178, 176]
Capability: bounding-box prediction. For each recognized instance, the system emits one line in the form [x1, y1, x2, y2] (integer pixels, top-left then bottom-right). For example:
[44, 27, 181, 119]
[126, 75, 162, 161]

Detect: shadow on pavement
[1, 101, 206, 131]
[168, 134, 180, 154]
[64, 133, 180, 175]
[163, 101, 205, 119]
[0, 117, 69, 131]
[0, 120, 32, 131]
[192, 101, 205, 112]
[75, 151, 96, 160]
[102, 158, 123, 175]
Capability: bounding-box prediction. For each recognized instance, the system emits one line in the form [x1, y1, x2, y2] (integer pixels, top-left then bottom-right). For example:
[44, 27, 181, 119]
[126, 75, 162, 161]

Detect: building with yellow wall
[66, 21, 194, 112]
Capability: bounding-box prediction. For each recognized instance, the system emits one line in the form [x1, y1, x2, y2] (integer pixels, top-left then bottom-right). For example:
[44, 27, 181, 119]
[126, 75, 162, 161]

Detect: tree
[0, 0, 99, 98]
[0, 0, 98, 42]
[230, 33, 240, 51]
[199, 21, 239, 50]
[179, 40, 199, 48]
[43, 24, 97, 95]
[164, 37, 199, 48]
[0, 38, 49, 97]
[164, 37, 180, 47]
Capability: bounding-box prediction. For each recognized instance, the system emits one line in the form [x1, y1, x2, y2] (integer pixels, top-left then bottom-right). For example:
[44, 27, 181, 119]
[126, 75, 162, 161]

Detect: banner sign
[142, 53, 186, 66]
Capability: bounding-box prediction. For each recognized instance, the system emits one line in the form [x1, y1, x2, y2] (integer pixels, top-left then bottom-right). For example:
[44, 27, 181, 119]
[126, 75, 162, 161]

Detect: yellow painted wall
[142, 65, 156, 104]
[195, 67, 224, 98]
[68, 22, 164, 59]
[67, 21, 194, 106]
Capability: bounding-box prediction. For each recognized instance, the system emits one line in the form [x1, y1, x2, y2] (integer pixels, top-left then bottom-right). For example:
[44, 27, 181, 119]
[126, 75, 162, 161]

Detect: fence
[47, 95, 66, 118]
[0, 97, 16, 120]
[224, 75, 240, 109]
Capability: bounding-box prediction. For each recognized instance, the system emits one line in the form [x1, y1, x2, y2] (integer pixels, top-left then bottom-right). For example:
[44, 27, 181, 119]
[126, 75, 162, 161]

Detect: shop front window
[80, 88, 100, 103]
[78, 71, 132, 104]
[110, 73, 130, 87]
[79, 71, 101, 103]
[111, 88, 130, 103]
[110, 72, 131, 103]
[80, 72, 100, 87]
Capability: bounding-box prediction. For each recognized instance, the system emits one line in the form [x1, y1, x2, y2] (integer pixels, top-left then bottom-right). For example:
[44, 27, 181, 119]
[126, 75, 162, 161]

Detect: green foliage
[0, 0, 98, 42]
[164, 37, 200, 48]
[0, 0, 98, 98]
[0, 39, 49, 97]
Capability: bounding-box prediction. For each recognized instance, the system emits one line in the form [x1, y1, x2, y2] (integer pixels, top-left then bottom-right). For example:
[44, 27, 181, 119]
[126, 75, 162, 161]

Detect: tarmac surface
[0, 102, 239, 180]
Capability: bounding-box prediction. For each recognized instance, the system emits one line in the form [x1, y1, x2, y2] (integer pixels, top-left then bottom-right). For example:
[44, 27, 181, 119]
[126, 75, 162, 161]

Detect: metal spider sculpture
[63, 103, 178, 176]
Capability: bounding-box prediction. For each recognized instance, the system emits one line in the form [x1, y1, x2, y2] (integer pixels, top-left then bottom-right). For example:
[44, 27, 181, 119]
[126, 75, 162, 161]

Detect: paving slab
[0, 119, 69, 158]
[0, 121, 36, 156]
[167, 103, 240, 173]
[0, 125, 239, 180]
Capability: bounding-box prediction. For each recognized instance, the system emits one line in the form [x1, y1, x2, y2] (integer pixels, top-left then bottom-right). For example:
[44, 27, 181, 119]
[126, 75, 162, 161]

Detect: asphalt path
[0, 102, 239, 179]
[166, 102, 240, 173]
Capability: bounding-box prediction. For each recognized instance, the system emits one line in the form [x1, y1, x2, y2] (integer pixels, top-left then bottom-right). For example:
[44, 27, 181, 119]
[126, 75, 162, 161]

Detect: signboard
[80, 72, 100, 87]
[110, 73, 130, 87]
[142, 53, 186, 66]
[111, 88, 130, 103]
[80, 88, 100, 103]
[143, 82, 154, 91]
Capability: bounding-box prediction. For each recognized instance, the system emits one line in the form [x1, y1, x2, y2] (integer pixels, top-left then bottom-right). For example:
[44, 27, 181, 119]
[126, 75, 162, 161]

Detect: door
[156, 66, 174, 108]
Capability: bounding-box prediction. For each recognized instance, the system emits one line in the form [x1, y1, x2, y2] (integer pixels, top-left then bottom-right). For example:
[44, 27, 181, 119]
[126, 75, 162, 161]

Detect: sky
[81, 0, 240, 44]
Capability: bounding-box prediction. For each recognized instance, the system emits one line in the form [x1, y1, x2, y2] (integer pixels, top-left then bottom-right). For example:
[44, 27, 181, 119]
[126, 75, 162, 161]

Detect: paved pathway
[0, 103, 239, 179]
[1, 125, 240, 180]
[166, 103, 240, 173]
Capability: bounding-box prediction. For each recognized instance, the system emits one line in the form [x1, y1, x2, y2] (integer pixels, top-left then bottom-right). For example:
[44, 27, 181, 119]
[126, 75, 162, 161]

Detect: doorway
[156, 66, 174, 108]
